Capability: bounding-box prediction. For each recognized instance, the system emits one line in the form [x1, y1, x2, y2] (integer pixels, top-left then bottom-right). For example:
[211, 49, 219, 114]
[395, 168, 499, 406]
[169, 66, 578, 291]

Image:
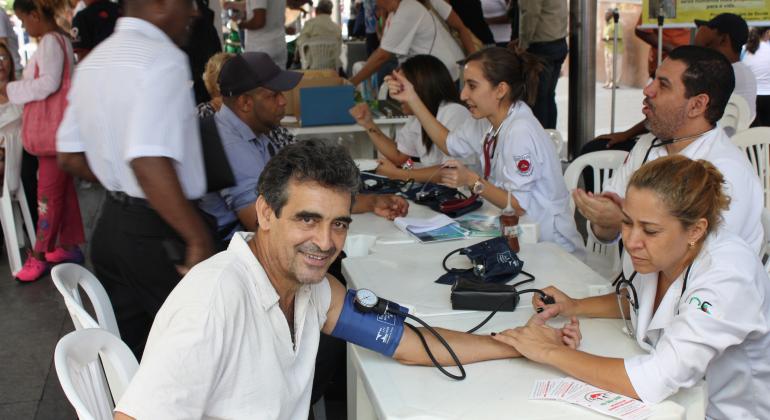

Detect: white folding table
[340, 205, 706, 419]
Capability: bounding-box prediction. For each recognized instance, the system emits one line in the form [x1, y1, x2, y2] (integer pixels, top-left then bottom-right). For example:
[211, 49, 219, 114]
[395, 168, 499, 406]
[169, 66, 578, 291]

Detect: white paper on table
[530, 378, 652, 420]
[561, 379, 653, 420]
[393, 214, 456, 234]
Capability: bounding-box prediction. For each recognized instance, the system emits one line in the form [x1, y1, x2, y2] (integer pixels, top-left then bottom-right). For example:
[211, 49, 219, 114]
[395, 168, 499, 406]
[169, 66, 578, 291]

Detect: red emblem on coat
[517, 159, 530, 173]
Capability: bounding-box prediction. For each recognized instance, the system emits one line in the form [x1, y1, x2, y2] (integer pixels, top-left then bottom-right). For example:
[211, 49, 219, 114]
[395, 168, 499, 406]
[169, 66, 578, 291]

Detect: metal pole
[657, 10, 664, 67]
[610, 8, 619, 133]
[568, 0, 597, 160]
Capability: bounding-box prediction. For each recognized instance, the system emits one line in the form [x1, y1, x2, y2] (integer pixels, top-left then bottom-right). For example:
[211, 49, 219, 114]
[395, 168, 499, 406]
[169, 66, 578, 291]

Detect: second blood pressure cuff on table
[330, 290, 408, 357]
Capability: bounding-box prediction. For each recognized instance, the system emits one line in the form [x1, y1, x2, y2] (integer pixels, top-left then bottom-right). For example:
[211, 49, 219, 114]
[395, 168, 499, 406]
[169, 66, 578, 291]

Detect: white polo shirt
[244, 0, 287, 68]
[732, 61, 757, 123]
[602, 129, 763, 254]
[396, 101, 470, 167]
[56, 17, 205, 200]
[380, 0, 464, 80]
[116, 232, 332, 419]
[622, 229, 770, 419]
[446, 101, 586, 259]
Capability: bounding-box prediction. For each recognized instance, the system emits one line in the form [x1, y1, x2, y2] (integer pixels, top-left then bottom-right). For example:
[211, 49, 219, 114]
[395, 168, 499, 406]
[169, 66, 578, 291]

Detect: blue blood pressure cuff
[330, 290, 408, 357]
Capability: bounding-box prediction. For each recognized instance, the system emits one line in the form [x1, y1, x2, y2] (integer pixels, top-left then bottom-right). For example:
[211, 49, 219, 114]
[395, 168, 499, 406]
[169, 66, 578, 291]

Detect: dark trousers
[311, 253, 348, 406]
[753, 95, 770, 127]
[578, 137, 637, 192]
[91, 196, 184, 359]
[528, 38, 568, 129]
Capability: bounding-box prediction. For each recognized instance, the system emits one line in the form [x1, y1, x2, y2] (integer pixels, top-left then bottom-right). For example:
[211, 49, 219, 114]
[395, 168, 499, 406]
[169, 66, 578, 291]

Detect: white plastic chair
[564, 150, 628, 279]
[52, 264, 120, 336]
[731, 127, 770, 208]
[761, 208, 770, 262]
[0, 120, 36, 276]
[719, 94, 752, 136]
[55, 328, 138, 420]
[299, 36, 341, 70]
[52, 264, 129, 403]
[544, 129, 567, 162]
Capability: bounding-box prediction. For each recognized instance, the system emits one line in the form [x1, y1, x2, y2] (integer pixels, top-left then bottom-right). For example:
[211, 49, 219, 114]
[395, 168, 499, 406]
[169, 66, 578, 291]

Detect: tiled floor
[0, 81, 644, 420]
[0, 182, 104, 420]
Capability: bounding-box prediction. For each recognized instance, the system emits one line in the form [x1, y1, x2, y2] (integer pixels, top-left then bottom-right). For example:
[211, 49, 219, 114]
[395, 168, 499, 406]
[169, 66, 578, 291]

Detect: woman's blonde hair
[628, 155, 730, 235]
[202, 52, 234, 99]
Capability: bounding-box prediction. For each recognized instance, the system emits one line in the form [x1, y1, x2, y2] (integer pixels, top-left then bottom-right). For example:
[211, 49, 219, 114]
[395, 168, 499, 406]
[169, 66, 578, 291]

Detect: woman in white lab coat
[386, 47, 585, 258]
[493, 155, 770, 419]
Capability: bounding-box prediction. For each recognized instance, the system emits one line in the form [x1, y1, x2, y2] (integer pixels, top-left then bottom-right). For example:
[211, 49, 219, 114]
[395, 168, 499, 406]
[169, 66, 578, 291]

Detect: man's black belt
[107, 191, 151, 208]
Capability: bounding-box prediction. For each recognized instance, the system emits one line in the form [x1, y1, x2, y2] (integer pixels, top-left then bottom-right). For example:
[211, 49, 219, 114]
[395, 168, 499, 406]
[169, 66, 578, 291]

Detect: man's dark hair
[257, 139, 361, 216]
[667, 45, 735, 125]
[400, 55, 460, 153]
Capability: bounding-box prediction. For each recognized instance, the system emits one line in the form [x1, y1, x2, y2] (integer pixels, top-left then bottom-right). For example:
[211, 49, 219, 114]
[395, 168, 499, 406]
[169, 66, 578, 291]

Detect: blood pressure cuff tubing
[330, 290, 408, 357]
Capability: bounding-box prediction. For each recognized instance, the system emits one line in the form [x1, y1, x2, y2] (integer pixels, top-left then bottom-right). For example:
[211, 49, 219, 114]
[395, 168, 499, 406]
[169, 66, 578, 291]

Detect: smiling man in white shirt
[113, 140, 582, 420]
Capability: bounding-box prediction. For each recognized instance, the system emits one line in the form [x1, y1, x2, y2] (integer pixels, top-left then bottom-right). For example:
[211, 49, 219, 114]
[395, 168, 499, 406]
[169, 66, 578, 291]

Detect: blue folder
[299, 85, 356, 127]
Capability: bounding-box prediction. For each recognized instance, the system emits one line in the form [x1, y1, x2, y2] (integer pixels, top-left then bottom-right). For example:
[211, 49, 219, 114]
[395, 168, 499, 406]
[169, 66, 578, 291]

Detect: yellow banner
[640, 0, 770, 27]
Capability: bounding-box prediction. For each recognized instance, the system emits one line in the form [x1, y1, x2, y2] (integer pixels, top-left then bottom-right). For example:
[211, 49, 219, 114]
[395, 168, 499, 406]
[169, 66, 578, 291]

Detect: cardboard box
[284, 69, 342, 120]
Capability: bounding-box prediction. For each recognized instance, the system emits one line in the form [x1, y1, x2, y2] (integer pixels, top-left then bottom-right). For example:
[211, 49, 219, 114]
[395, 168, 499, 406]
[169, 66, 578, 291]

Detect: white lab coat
[621, 229, 770, 419]
[601, 128, 764, 254]
[446, 102, 586, 260]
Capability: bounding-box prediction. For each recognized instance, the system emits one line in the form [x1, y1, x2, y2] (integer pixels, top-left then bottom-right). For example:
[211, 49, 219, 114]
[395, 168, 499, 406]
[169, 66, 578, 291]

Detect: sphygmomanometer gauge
[354, 289, 379, 312]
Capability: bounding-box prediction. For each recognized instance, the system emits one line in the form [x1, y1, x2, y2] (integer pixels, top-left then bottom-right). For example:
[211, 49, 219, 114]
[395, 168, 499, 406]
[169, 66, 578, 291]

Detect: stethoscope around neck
[612, 263, 694, 315]
[641, 129, 712, 163]
[481, 105, 516, 174]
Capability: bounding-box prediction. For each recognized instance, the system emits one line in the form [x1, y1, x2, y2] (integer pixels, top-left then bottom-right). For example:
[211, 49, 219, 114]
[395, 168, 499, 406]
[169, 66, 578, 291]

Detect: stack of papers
[530, 378, 652, 420]
[393, 214, 469, 243]
[454, 214, 501, 237]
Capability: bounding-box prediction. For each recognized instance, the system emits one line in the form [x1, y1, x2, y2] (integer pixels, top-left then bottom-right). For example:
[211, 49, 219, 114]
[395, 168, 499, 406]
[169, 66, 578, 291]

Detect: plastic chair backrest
[54, 328, 139, 420]
[761, 208, 770, 261]
[52, 264, 120, 337]
[300, 37, 340, 70]
[3, 117, 23, 194]
[544, 129, 563, 158]
[563, 150, 628, 214]
[731, 127, 770, 208]
[719, 94, 751, 136]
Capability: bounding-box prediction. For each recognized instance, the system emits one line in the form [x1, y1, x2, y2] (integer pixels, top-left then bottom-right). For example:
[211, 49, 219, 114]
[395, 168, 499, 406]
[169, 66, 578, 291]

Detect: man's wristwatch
[471, 177, 484, 195]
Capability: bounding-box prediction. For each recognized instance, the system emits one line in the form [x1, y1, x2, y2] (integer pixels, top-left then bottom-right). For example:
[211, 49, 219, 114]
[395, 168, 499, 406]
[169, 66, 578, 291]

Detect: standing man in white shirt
[573, 46, 763, 254]
[57, 0, 215, 358]
[239, 0, 288, 68]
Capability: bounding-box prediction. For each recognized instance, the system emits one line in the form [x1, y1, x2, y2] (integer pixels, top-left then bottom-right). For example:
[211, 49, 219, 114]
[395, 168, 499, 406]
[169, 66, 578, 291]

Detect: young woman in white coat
[494, 155, 770, 419]
[387, 47, 585, 258]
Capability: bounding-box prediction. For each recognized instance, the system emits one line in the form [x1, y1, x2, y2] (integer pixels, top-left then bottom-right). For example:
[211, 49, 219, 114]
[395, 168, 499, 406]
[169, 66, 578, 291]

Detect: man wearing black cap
[200, 52, 410, 243]
[695, 13, 757, 124]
